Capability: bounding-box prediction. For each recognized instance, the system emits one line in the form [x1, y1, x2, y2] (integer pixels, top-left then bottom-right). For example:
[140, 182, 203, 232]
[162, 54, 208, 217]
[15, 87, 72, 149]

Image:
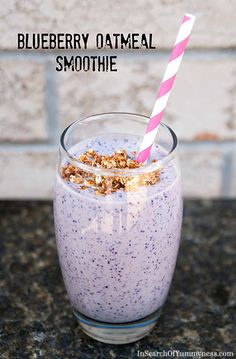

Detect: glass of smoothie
[53, 112, 183, 344]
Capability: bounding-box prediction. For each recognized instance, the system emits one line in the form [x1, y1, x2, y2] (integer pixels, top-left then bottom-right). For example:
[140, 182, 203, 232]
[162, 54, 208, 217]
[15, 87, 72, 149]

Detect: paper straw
[136, 13, 195, 163]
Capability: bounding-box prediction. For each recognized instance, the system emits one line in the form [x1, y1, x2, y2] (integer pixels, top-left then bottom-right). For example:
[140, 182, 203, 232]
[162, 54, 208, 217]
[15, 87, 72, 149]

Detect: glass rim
[59, 112, 178, 176]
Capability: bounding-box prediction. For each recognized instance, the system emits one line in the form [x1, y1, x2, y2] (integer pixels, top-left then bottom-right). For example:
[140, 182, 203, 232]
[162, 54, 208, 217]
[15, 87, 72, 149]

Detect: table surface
[0, 200, 235, 358]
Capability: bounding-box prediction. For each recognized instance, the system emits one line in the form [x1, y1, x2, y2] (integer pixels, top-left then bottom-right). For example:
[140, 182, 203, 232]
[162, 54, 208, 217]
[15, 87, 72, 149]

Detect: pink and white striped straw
[136, 13, 195, 163]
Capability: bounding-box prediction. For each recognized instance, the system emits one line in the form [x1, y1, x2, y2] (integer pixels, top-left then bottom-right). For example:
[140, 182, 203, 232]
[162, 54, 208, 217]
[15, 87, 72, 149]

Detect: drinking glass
[54, 113, 183, 344]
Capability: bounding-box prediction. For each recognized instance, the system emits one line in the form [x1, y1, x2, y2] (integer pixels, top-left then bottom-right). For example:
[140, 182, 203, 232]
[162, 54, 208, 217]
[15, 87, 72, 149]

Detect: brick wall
[0, 1, 235, 199]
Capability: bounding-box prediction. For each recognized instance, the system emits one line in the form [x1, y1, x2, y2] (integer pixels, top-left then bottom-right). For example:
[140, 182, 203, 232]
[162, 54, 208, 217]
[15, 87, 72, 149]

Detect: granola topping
[61, 149, 161, 195]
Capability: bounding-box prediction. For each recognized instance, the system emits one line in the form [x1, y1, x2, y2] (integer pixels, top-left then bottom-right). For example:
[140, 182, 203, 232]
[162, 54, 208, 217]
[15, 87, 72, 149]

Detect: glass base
[73, 307, 162, 344]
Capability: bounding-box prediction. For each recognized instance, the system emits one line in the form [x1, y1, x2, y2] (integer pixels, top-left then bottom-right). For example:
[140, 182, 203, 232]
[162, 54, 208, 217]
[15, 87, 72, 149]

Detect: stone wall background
[0, 0, 236, 199]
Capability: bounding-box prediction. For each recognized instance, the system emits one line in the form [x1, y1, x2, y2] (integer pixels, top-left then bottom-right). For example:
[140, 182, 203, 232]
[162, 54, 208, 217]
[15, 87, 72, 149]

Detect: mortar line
[221, 152, 233, 197]
[45, 61, 60, 146]
[0, 141, 235, 152]
[0, 143, 57, 152]
[1, 49, 236, 61]
[180, 141, 236, 151]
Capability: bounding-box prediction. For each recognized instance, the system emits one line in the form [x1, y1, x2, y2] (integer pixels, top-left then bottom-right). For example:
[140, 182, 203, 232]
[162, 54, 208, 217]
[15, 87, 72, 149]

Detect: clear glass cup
[53, 112, 183, 344]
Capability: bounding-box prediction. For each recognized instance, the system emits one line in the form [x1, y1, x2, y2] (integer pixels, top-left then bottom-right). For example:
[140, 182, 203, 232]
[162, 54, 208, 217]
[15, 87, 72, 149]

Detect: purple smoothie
[54, 134, 183, 323]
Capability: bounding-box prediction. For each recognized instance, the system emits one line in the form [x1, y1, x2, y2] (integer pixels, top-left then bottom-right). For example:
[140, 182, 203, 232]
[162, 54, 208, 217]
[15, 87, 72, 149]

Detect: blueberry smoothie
[54, 133, 182, 323]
